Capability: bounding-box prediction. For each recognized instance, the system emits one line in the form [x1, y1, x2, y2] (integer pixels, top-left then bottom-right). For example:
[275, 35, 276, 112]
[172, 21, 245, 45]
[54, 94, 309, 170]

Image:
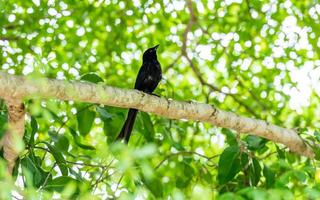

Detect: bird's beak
[153, 44, 159, 50]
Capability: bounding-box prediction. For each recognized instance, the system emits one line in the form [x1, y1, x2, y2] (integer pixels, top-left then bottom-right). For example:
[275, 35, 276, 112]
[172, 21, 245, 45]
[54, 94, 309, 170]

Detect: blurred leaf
[140, 112, 154, 142]
[43, 142, 68, 176]
[218, 193, 245, 200]
[0, 114, 7, 139]
[314, 148, 320, 160]
[245, 135, 266, 151]
[102, 107, 125, 143]
[54, 135, 69, 152]
[133, 144, 157, 159]
[267, 189, 294, 200]
[276, 146, 285, 159]
[45, 176, 78, 192]
[263, 165, 275, 188]
[314, 130, 320, 142]
[96, 106, 112, 119]
[249, 158, 261, 186]
[202, 168, 213, 184]
[240, 153, 249, 169]
[76, 106, 95, 136]
[69, 128, 95, 150]
[29, 116, 38, 145]
[21, 155, 50, 188]
[142, 176, 163, 198]
[238, 188, 268, 199]
[293, 170, 307, 182]
[12, 158, 20, 181]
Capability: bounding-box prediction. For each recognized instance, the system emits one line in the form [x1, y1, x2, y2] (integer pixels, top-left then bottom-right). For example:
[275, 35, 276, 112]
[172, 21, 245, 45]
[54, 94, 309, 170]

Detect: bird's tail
[116, 108, 138, 143]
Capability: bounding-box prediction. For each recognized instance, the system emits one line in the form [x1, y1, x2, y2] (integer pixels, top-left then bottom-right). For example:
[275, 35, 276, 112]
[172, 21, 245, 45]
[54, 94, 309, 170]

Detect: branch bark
[0, 72, 314, 158]
[0, 99, 25, 174]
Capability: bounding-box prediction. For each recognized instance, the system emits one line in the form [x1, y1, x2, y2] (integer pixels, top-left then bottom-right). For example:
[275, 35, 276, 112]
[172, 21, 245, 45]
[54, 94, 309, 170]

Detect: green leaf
[140, 112, 155, 142]
[69, 168, 83, 181]
[143, 177, 163, 197]
[202, 168, 213, 184]
[218, 145, 241, 184]
[221, 128, 238, 146]
[263, 165, 275, 188]
[12, 158, 20, 181]
[218, 193, 245, 200]
[267, 189, 294, 200]
[245, 135, 266, 151]
[238, 188, 268, 200]
[0, 114, 7, 139]
[286, 152, 297, 164]
[76, 107, 95, 136]
[96, 106, 112, 120]
[21, 155, 50, 188]
[276, 146, 285, 159]
[314, 148, 320, 160]
[43, 142, 68, 176]
[249, 158, 261, 186]
[293, 170, 307, 182]
[29, 116, 38, 145]
[45, 176, 78, 192]
[314, 130, 320, 142]
[80, 73, 104, 83]
[240, 153, 249, 169]
[102, 107, 125, 143]
[54, 135, 69, 152]
[69, 128, 95, 150]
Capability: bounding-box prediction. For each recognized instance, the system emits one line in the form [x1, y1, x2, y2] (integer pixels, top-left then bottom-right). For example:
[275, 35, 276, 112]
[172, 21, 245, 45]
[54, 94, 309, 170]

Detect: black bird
[116, 45, 162, 143]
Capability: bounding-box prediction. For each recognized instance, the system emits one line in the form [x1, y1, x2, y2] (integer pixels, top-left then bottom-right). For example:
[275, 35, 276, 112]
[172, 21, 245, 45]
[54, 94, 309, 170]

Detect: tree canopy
[1, 0, 320, 199]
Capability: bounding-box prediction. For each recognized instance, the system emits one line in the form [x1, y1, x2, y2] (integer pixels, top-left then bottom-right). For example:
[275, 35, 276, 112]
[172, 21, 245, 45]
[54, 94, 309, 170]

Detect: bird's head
[143, 44, 159, 61]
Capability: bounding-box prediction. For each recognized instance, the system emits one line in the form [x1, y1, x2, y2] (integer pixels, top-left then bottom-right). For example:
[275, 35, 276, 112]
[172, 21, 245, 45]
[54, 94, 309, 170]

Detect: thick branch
[0, 72, 314, 158]
[0, 99, 25, 174]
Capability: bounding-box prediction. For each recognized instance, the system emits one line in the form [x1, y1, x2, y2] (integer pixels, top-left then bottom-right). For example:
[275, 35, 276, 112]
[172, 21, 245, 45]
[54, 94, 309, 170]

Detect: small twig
[55, 104, 94, 134]
[39, 162, 57, 191]
[115, 173, 124, 192]
[259, 147, 288, 160]
[92, 158, 115, 192]
[3, 24, 19, 30]
[163, 53, 182, 73]
[182, 0, 196, 55]
[182, 0, 259, 118]
[12, 194, 22, 200]
[33, 145, 109, 169]
[65, 160, 107, 168]
[235, 76, 268, 110]
[155, 151, 219, 170]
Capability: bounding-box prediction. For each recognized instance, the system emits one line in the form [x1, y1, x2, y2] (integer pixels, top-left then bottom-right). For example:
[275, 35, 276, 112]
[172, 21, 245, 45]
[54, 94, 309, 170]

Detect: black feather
[116, 45, 162, 142]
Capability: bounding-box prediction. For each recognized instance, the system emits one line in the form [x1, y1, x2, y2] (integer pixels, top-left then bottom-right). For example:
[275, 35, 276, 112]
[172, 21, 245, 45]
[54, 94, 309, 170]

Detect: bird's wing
[134, 64, 147, 90]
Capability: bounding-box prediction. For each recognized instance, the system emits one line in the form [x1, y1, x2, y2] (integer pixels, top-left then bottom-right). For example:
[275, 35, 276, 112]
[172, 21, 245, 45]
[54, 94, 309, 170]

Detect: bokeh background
[1, 0, 320, 199]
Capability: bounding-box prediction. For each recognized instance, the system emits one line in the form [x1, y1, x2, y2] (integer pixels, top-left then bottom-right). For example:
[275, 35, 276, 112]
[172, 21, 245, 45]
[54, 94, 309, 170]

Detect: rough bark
[0, 72, 314, 159]
[0, 99, 25, 174]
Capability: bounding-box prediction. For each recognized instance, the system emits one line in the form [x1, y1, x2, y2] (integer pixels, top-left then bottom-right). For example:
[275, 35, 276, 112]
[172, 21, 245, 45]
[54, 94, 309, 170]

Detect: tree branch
[0, 72, 314, 158]
[0, 99, 25, 174]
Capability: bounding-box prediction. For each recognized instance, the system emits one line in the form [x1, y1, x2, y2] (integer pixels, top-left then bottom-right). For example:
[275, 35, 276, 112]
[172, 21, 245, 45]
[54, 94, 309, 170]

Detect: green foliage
[218, 145, 241, 184]
[0, 0, 320, 199]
